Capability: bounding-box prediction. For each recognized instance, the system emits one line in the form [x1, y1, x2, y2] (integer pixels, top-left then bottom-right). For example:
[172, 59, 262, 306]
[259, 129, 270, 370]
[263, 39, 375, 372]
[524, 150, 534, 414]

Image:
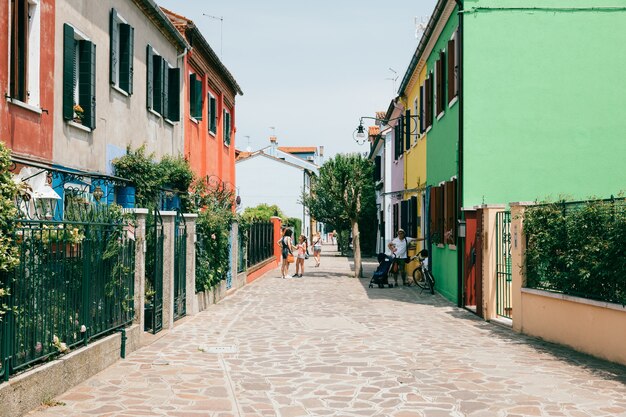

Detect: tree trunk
[351, 220, 362, 278]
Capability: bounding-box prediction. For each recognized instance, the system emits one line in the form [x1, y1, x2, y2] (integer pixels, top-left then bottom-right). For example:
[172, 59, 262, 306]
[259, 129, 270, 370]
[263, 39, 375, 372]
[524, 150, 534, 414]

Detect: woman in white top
[390, 229, 421, 287]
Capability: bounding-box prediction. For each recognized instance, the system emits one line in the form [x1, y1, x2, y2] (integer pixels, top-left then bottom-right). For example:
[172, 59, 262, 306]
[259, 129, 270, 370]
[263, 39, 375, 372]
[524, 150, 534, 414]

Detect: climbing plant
[0, 141, 18, 321]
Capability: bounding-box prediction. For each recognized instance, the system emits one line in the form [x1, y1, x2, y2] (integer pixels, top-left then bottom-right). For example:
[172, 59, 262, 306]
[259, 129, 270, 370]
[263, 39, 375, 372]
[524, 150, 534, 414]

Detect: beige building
[53, 0, 188, 174]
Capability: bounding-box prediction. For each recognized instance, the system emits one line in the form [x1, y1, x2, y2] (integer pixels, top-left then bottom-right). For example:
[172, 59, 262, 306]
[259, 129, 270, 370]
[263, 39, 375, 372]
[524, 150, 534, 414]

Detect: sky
[158, 0, 437, 158]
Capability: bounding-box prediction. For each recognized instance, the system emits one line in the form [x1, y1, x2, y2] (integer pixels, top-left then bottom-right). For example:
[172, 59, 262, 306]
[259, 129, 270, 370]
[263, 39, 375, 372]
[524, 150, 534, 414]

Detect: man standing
[391, 229, 415, 287]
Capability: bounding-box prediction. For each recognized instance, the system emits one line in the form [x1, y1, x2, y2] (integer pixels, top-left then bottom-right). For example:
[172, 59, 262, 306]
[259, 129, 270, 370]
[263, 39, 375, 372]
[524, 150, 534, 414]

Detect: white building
[236, 138, 319, 237]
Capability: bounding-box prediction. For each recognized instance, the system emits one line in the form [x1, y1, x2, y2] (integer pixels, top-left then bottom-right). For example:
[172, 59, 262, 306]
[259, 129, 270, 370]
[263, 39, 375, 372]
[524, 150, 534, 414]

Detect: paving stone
[23, 248, 626, 417]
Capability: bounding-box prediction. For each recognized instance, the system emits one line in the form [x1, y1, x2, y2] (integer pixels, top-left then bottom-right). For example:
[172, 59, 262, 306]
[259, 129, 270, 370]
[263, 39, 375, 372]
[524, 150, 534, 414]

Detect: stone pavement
[27, 246, 626, 417]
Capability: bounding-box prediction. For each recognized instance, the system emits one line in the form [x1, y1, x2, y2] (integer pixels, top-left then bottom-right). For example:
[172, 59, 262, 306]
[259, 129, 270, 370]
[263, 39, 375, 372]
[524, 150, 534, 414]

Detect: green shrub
[524, 198, 626, 304]
[0, 141, 18, 321]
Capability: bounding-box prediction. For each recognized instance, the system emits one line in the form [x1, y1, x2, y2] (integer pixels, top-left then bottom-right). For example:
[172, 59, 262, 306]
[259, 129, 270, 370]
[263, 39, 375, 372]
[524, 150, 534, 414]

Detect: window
[393, 203, 399, 237]
[10, 0, 40, 106]
[419, 83, 425, 133]
[429, 180, 457, 245]
[436, 51, 446, 116]
[404, 110, 411, 151]
[110, 9, 134, 95]
[425, 74, 433, 129]
[448, 31, 459, 104]
[147, 45, 180, 121]
[401, 200, 408, 233]
[223, 108, 231, 145]
[63, 24, 96, 129]
[208, 93, 217, 134]
[374, 156, 382, 182]
[189, 73, 203, 120]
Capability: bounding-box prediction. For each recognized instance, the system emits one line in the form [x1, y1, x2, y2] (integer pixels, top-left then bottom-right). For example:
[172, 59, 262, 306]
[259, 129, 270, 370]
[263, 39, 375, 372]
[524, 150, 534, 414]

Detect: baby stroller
[369, 253, 395, 288]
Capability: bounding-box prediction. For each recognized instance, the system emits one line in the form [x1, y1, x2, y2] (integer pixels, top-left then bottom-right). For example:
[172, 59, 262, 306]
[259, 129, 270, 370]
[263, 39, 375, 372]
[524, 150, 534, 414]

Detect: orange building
[162, 8, 243, 189]
[0, 0, 56, 163]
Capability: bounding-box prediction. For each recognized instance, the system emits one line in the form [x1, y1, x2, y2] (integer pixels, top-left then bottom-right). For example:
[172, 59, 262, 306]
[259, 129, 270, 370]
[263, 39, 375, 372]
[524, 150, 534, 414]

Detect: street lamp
[354, 113, 422, 146]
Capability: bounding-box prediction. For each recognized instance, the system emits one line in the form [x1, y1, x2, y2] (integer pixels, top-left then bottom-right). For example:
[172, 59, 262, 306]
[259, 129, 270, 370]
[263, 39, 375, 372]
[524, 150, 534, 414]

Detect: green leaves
[525, 199, 626, 304]
[0, 141, 18, 274]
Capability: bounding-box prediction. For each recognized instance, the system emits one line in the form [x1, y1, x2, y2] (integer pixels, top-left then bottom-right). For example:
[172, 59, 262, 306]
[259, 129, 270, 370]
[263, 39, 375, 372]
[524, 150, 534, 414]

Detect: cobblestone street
[27, 250, 626, 417]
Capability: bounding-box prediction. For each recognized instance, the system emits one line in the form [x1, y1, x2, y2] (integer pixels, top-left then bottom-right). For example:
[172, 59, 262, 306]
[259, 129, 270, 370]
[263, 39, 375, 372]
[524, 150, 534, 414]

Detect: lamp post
[353, 114, 421, 146]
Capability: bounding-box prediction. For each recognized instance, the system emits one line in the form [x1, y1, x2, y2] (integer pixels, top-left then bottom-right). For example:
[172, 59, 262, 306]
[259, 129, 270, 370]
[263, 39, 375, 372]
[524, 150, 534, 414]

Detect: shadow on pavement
[350, 255, 626, 386]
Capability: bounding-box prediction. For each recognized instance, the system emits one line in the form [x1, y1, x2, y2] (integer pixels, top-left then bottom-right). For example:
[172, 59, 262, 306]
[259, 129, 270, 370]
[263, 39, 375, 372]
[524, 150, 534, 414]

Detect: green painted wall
[426, 8, 460, 304]
[463, 0, 626, 207]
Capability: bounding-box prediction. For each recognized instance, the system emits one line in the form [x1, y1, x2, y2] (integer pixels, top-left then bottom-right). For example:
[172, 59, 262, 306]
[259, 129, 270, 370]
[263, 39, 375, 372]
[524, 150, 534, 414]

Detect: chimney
[319, 146, 324, 157]
[270, 136, 278, 146]
[318, 146, 325, 165]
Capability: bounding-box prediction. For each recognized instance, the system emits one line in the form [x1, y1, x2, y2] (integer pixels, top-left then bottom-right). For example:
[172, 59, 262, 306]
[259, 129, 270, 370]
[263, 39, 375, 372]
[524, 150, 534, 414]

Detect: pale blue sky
[158, 0, 436, 157]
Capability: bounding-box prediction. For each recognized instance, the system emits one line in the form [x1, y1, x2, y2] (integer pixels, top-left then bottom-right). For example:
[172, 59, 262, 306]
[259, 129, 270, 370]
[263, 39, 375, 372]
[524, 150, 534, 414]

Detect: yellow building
[400, 65, 428, 263]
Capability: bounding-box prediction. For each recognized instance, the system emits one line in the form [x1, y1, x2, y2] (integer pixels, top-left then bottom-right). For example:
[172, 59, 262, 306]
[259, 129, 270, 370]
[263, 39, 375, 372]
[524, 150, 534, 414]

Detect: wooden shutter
[62, 24, 75, 120]
[420, 84, 425, 133]
[119, 24, 133, 94]
[405, 110, 411, 150]
[447, 38, 456, 103]
[394, 122, 399, 160]
[209, 96, 217, 132]
[79, 40, 96, 129]
[189, 73, 196, 117]
[429, 187, 437, 243]
[168, 68, 180, 121]
[10, 0, 29, 100]
[436, 57, 443, 115]
[195, 78, 203, 120]
[426, 75, 433, 128]
[400, 200, 408, 233]
[146, 45, 154, 110]
[109, 9, 118, 85]
[153, 55, 164, 114]
[162, 61, 169, 119]
[393, 203, 399, 237]
[374, 156, 381, 182]
[411, 196, 418, 238]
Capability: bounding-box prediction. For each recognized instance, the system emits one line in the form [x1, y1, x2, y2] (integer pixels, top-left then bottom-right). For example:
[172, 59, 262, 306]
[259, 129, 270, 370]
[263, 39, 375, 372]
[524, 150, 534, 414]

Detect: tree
[303, 153, 375, 277]
[241, 204, 285, 222]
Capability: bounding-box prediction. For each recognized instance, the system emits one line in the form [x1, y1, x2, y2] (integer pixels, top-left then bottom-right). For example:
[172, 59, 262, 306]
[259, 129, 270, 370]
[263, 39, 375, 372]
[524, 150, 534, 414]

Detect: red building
[0, 0, 55, 162]
[162, 8, 243, 189]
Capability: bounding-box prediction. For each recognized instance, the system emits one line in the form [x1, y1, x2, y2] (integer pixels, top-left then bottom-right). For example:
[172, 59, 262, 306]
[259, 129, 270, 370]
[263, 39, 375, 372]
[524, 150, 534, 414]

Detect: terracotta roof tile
[368, 126, 380, 136]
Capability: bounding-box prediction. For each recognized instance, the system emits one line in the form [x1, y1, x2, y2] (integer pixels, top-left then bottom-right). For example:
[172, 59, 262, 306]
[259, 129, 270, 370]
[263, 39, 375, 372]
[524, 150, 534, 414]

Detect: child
[294, 235, 308, 278]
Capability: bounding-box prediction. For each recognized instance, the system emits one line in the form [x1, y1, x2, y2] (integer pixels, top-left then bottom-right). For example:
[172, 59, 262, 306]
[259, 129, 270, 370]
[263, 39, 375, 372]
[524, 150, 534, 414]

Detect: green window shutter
[162, 60, 169, 118]
[168, 68, 180, 121]
[79, 40, 96, 130]
[195, 78, 203, 120]
[189, 73, 196, 118]
[226, 112, 231, 145]
[209, 96, 216, 132]
[63, 24, 75, 121]
[405, 110, 411, 151]
[110, 9, 118, 85]
[153, 55, 164, 114]
[119, 24, 133, 94]
[146, 45, 154, 110]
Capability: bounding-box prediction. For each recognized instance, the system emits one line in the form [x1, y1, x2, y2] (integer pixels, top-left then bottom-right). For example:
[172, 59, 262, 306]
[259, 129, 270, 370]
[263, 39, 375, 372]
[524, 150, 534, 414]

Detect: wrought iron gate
[495, 211, 512, 319]
[173, 211, 187, 321]
[144, 210, 164, 334]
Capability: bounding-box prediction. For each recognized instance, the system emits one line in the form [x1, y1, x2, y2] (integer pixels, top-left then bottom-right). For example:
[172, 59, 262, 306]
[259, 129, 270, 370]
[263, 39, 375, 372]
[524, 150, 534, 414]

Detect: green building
[398, 0, 626, 305]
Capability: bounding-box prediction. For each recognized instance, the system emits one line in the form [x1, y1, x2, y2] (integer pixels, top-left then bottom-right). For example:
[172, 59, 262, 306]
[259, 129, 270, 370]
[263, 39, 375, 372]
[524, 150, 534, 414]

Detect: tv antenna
[386, 68, 398, 94]
[415, 16, 429, 39]
[244, 135, 252, 152]
[203, 14, 224, 58]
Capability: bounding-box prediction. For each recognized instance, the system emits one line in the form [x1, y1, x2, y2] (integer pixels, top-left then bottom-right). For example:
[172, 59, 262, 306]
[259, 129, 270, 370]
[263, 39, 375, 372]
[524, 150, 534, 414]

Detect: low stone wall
[246, 257, 278, 284]
[0, 324, 141, 417]
[520, 288, 626, 365]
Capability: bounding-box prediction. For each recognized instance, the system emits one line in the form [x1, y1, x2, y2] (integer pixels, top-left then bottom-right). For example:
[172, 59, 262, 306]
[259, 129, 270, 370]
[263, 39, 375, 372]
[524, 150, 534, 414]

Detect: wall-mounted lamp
[93, 186, 104, 202]
[457, 219, 466, 238]
[354, 112, 421, 146]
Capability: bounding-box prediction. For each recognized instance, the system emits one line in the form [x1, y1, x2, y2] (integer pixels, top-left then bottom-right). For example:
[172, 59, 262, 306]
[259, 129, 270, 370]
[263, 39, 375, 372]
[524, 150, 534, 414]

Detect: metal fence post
[81, 223, 91, 345]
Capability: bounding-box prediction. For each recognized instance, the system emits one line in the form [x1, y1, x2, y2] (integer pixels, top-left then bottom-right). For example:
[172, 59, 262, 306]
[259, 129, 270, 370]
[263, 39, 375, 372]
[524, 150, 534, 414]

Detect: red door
[464, 211, 477, 308]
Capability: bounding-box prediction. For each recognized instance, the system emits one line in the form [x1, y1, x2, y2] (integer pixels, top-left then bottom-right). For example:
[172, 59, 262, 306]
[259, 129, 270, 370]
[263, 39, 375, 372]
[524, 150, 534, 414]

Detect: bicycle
[410, 251, 435, 295]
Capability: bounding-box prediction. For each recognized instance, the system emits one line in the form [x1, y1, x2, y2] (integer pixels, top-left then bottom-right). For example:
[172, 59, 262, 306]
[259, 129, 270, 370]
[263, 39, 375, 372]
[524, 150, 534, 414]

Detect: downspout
[455, 0, 464, 308]
[176, 47, 189, 157]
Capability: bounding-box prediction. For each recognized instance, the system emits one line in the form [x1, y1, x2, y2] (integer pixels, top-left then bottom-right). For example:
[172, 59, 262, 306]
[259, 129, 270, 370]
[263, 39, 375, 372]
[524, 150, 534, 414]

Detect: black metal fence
[524, 197, 626, 304]
[247, 222, 274, 267]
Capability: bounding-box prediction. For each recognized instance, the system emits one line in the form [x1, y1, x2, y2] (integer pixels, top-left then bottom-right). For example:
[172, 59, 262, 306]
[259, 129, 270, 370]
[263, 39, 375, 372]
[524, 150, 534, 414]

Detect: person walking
[312, 232, 322, 267]
[294, 235, 308, 278]
[278, 229, 295, 279]
[390, 229, 416, 287]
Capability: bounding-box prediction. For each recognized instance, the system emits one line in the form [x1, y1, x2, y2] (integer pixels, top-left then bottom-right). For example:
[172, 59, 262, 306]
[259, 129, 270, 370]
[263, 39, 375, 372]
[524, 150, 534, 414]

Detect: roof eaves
[132, 0, 189, 51]
[397, 0, 448, 96]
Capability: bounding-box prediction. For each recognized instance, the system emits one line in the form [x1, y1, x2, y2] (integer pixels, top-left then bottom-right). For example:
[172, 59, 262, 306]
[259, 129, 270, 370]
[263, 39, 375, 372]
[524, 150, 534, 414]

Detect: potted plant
[73, 104, 84, 124]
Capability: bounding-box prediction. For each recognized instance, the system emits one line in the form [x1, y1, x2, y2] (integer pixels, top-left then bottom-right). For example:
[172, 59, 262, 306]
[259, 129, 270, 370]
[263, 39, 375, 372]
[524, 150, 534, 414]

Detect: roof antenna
[203, 14, 224, 58]
[244, 135, 252, 152]
[386, 68, 398, 94]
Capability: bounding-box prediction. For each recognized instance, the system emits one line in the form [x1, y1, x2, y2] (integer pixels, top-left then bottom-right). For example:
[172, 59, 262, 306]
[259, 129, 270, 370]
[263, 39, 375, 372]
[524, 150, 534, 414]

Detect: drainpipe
[455, 0, 464, 308]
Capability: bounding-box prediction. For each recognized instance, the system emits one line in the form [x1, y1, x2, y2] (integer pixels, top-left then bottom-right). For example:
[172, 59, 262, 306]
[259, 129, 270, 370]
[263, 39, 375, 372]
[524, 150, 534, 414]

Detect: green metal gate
[144, 210, 164, 334]
[495, 211, 512, 319]
[173, 211, 187, 321]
